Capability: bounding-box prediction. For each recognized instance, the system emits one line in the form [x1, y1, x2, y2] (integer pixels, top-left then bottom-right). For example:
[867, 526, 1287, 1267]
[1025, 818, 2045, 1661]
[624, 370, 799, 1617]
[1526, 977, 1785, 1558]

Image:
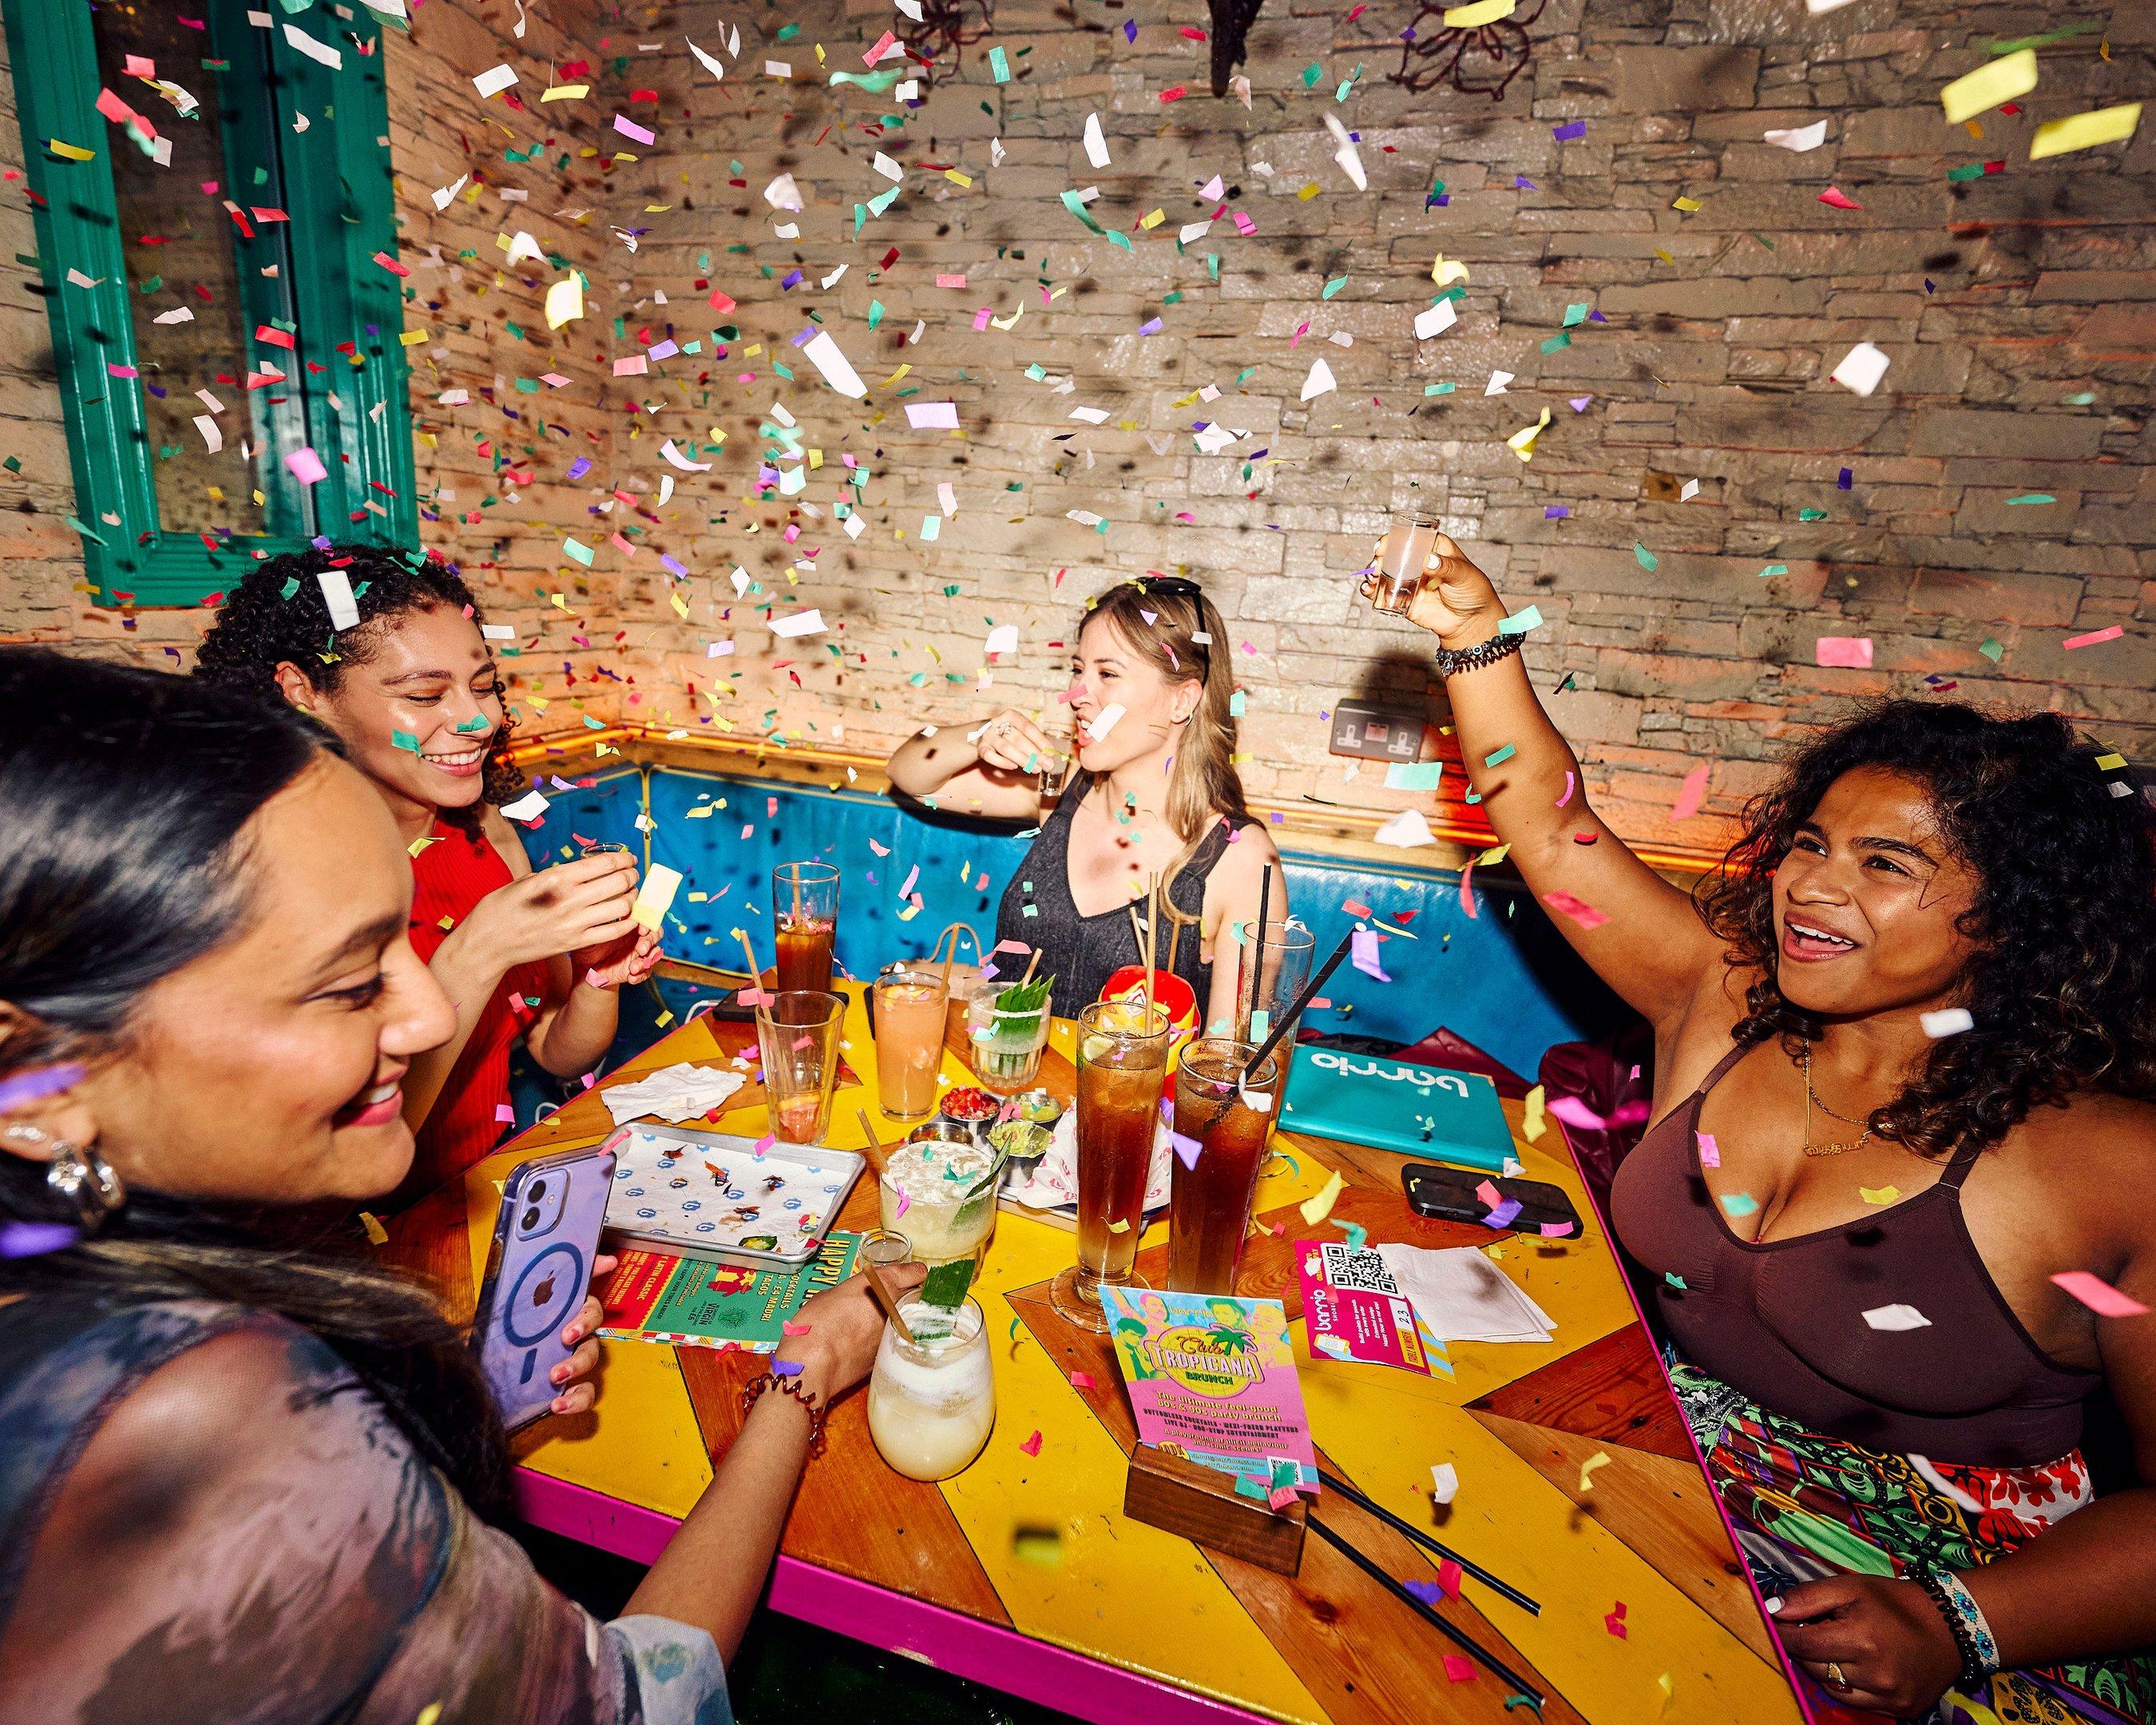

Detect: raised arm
[1364, 536, 1722, 1030]
[884, 707, 1064, 823]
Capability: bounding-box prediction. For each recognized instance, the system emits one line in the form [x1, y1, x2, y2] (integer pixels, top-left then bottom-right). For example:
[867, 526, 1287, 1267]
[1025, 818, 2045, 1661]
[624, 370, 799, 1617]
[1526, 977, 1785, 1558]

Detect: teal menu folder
[1278, 1046, 1516, 1172]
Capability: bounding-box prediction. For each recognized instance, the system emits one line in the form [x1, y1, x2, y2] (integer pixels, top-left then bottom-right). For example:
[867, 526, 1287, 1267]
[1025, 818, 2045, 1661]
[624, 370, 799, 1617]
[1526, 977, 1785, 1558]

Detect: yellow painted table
[382, 986, 1801, 1725]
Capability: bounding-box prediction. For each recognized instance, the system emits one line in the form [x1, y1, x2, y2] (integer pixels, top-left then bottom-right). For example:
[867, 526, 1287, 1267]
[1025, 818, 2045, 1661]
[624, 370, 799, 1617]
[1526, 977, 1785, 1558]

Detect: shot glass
[1371, 513, 1441, 615]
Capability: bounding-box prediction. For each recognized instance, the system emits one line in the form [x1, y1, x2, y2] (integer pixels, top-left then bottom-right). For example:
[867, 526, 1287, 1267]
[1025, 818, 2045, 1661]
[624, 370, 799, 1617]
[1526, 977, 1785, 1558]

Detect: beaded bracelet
[1912, 1567, 1998, 1692]
[1433, 630, 1524, 680]
[740, 1368, 827, 1457]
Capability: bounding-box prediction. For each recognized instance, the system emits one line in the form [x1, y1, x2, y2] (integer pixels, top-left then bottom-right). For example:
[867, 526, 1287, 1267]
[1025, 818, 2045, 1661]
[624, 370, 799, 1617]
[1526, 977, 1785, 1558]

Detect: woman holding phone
[0, 652, 922, 1723]
[196, 545, 659, 1188]
[1368, 537, 2156, 1723]
[885, 575, 1282, 1033]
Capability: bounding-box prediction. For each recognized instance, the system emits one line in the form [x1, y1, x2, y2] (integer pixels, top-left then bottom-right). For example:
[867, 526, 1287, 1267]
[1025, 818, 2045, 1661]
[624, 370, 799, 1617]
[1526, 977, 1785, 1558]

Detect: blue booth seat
[505, 764, 1631, 1131]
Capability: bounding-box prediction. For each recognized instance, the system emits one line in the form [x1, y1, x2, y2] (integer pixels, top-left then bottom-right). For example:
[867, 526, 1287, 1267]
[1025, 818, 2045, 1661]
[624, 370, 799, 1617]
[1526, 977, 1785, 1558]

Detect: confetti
[2050, 1271, 2149, 1319]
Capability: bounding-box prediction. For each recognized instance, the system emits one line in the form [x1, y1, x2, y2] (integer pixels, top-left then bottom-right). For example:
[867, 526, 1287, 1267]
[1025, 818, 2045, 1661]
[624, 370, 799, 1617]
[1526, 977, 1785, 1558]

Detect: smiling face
[1770, 765, 1982, 1021]
[275, 602, 504, 825]
[1066, 611, 1201, 775]
[50, 755, 458, 1205]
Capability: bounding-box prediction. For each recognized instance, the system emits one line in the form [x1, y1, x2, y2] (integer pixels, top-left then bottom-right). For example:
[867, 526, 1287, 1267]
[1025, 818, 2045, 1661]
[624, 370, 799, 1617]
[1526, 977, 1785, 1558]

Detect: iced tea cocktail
[874, 964, 949, 1125]
[1167, 1040, 1281, 1296]
[1048, 998, 1170, 1333]
[772, 862, 838, 993]
[753, 989, 844, 1145]
[1371, 513, 1441, 616]
[867, 1297, 995, 1481]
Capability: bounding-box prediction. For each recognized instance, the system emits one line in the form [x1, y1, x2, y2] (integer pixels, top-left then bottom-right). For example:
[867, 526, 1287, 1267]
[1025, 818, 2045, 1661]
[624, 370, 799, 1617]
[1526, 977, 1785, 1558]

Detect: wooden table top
[380, 987, 1800, 1725]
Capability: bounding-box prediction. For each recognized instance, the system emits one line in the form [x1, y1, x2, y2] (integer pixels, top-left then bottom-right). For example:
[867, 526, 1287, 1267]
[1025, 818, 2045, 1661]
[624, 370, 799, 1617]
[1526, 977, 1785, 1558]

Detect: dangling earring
[3, 1124, 125, 1229]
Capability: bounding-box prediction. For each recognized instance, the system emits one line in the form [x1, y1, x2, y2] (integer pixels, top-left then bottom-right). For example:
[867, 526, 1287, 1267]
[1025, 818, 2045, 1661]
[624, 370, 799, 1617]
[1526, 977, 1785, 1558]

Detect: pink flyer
[1100, 1287, 1318, 1497]
[1296, 1240, 1453, 1378]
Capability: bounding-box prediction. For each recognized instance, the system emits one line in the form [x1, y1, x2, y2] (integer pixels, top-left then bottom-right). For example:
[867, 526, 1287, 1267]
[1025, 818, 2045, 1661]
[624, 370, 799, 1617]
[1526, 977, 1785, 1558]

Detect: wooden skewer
[1143, 874, 1159, 1022]
[861, 1261, 917, 1342]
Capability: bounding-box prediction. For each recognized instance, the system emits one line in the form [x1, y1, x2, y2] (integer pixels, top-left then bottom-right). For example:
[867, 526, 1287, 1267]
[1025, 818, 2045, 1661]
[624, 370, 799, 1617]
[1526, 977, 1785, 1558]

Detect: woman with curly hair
[1370, 536, 2156, 1725]
[195, 545, 657, 1191]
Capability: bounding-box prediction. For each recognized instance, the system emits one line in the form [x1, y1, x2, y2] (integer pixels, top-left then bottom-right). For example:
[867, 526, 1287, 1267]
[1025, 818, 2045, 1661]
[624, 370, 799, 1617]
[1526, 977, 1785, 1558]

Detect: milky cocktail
[866, 1297, 996, 1481]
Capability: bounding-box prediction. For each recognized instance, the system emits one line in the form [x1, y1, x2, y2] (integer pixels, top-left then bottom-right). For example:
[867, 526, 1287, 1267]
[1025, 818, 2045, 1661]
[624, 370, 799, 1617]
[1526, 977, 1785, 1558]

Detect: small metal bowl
[905, 1120, 976, 1152]
[1007, 1087, 1065, 1128]
[987, 1118, 1054, 1164]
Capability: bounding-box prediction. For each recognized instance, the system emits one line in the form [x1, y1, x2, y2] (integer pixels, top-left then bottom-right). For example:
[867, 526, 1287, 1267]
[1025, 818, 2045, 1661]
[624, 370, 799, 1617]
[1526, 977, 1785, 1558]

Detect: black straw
[1241, 930, 1353, 1081]
[1248, 863, 1272, 1030]
[1305, 1513, 1544, 1705]
[1315, 1467, 1540, 1615]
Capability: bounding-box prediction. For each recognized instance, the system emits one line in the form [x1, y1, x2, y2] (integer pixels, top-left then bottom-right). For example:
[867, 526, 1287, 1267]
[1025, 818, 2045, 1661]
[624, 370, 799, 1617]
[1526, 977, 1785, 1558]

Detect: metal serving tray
[600, 1122, 866, 1269]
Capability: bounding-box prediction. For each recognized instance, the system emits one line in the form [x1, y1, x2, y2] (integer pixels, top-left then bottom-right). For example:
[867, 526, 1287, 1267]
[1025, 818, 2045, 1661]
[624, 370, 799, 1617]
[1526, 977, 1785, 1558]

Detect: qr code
[1321, 1243, 1400, 1295]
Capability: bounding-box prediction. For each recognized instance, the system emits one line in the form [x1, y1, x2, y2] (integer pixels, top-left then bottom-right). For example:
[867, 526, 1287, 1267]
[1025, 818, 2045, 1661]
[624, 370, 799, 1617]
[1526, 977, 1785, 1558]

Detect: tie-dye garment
[0, 1296, 731, 1725]
[1672, 1356, 2156, 1725]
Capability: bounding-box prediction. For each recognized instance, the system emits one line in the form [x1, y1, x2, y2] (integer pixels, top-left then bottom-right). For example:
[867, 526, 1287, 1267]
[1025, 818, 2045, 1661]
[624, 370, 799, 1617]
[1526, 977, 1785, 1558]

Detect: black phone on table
[1401, 1162, 1586, 1239]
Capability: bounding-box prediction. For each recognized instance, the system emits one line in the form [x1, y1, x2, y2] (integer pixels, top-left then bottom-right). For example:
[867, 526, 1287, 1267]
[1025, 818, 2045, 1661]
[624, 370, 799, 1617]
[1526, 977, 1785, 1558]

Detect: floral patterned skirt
[1670, 1358, 2156, 1725]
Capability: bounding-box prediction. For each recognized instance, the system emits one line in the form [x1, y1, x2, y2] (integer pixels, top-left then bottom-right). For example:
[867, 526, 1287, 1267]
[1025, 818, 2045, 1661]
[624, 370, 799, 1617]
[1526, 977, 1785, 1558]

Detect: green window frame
[6, 0, 415, 606]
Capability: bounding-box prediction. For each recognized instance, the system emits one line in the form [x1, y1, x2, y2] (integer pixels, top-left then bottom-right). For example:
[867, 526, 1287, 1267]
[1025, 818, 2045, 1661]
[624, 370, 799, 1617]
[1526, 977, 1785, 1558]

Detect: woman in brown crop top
[1365, 537, 2156, 1724]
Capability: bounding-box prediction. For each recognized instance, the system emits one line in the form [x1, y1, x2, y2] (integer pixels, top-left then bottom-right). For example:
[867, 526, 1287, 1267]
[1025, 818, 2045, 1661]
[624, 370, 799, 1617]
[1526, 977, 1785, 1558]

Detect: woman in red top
[196, 545, 659, 1188]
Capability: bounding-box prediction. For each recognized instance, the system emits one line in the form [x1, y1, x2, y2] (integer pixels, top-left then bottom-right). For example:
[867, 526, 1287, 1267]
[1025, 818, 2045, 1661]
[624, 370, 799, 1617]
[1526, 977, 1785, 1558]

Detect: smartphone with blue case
[472, 1145, 615, 1430]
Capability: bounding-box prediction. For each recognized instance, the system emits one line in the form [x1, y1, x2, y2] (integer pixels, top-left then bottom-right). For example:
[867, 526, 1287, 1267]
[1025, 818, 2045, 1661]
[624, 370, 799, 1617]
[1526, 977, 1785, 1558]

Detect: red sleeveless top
[406, 819, 553, 1192]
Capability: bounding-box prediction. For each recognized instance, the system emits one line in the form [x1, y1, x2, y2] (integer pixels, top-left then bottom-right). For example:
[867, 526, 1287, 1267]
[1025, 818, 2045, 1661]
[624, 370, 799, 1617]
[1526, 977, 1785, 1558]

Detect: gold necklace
[1798, 1044, 1877, 1157]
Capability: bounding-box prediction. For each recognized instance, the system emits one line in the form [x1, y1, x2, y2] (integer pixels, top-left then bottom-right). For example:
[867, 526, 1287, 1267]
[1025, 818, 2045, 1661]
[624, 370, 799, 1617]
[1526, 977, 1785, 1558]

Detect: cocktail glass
[880, 1124, 1001, 1270]
[1167, 1040, 1282, 1295]
[772, 862, 839, 993]
[867, 1296, 996, 1481]
[965, 983, 1054, 1094]
[874, 964, 949, 1125]
[1048, 998, 1170, 1334]
[754, 989, 844, 1145]
[1234, 919, 1314, 1051]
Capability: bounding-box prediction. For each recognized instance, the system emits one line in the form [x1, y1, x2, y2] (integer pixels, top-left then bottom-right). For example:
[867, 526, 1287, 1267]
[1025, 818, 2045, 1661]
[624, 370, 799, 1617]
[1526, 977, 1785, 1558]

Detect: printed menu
[1100, 1287, 1318, 1501]
[598, 1232, 860, 1351]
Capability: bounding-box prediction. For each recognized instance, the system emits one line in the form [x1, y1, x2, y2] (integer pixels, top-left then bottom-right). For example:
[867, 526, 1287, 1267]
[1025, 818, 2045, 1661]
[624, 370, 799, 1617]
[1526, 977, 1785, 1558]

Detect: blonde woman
[886, 576, 1283, 1033]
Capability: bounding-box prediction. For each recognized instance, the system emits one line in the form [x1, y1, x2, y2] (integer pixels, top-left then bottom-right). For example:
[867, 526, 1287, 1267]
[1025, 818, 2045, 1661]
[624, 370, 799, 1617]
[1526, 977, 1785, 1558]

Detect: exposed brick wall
[2, 0, 2149, 855]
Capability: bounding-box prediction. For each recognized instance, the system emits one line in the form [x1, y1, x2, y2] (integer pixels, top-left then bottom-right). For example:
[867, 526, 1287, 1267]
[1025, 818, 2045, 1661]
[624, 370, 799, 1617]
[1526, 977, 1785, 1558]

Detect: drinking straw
[861, 1261, 918, 1342]
[1304, 1513, 1543, 1705]
[855, 1106, 890, 1174]
[1249, 863, 1273, 1026]
[737, 928, 764, 993]
[1314, 1466, 1540, 1614]
[1017, 948, 1041, 989]
[1128, 904, 1147, 971]
[1241, 930, 1353, 1081]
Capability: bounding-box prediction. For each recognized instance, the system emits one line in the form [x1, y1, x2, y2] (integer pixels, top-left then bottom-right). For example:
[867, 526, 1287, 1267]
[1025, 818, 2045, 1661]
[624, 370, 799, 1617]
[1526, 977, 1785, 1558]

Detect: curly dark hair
[193, 542, 522, 837]
[1695, 699, 2155, 1160]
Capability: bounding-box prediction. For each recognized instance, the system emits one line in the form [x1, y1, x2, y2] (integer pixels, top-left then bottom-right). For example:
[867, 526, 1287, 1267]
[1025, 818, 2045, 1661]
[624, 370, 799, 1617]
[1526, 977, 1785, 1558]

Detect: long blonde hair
[1078, 577, 1248, 947]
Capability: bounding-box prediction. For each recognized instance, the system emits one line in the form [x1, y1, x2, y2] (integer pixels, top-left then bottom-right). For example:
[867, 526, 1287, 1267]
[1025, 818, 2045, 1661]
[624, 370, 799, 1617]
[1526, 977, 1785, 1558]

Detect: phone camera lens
[521, 1206, 542, 1231]
[528, 1178, 547, 1200]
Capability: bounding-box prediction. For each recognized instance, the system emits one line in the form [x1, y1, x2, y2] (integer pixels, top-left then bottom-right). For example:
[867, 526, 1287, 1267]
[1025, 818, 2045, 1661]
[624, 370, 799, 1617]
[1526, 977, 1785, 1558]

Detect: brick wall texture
[1, 0, 2149, 855]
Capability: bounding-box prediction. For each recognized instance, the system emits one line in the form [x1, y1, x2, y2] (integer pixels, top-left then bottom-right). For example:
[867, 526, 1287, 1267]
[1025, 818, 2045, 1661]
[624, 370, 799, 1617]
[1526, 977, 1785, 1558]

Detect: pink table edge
[513, 1468, 1276, 1725]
